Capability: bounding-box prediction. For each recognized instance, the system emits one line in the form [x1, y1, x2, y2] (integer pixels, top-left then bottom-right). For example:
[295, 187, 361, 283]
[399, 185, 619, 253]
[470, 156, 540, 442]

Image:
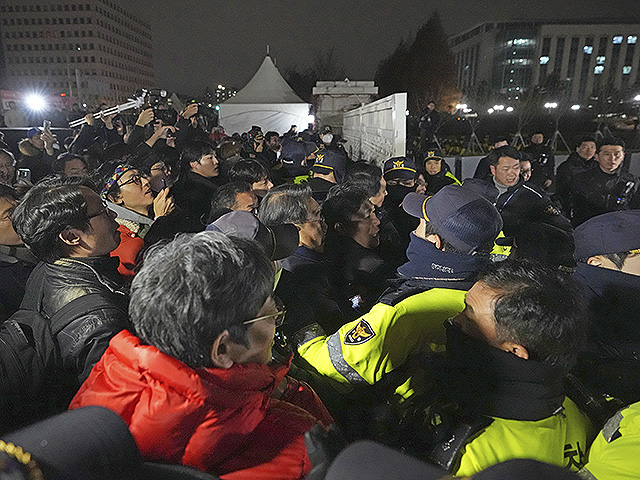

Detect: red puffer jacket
[70, 330, 332, 480]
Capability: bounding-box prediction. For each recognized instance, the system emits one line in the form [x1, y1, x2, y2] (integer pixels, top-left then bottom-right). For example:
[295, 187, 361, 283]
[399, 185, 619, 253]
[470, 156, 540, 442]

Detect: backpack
[0, 264, 121, 433]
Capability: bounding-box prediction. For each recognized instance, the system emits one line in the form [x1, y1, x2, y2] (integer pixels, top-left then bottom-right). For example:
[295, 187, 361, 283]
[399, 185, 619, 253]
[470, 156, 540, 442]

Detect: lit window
[597, 56, 606, 64]
[629, 36, 638, 44]
[584, 46, 593, 54]
[613, 36, 623, 44]
[540, 56, 550, 64]
[623, 66, 632, 74]
[594, 65, 604, 74]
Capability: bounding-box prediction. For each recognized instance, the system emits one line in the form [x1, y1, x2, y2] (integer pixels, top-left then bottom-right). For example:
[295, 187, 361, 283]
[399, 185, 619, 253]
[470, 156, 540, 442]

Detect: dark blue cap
[312, 149, 347, 183]
[403, 185, 502, 254]
[574, 210, 640, 260]
[383, 156, 417, 180]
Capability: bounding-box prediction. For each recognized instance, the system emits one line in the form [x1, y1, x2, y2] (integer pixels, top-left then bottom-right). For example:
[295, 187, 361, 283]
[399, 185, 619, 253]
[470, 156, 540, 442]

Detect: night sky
[117, 0, 640, 95]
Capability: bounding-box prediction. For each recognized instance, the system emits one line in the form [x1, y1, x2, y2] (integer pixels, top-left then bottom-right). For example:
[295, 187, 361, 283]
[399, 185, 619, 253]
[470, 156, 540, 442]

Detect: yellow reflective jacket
[454, 397, 595, 477]
[297, 286, 467, 397]
[579, 401, 640, 480]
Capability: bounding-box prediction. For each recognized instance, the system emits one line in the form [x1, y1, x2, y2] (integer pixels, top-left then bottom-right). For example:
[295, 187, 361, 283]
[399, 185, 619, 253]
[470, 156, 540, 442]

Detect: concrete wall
[342, 93, 407, 166]
[313, 81, 378, 134]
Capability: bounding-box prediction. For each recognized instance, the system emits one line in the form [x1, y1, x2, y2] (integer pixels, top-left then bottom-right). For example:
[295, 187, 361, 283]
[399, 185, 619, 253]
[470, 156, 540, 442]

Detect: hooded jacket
[70, 330, 332, 480]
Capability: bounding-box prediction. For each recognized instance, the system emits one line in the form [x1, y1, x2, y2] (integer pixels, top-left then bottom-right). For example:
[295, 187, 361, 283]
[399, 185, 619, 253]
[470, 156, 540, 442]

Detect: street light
[24, 93, 47, 112]
[635, 94, 640, 101]
[493, 104, 505, 111]
[506, 106, 514, 112]
[571, 104, 581, 111]
[544, 102, 558, 109]
[487, 108, 494, 114]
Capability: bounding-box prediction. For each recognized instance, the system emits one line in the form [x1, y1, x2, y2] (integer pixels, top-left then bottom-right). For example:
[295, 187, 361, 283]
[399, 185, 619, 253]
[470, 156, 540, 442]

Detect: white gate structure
[342, 93, 407, 166]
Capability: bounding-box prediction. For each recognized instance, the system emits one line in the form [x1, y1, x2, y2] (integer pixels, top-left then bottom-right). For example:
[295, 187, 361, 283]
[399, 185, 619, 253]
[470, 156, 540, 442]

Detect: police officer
[571, 137, 639, 226]
[295, 186, 502, 397]
[487, 145, 572, 239]
[523, 132, 555, 190]
[555, 136, 597, 217]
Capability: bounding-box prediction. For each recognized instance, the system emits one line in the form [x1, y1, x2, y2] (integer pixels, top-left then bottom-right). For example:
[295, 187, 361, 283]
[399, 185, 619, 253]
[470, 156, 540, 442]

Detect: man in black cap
[382, 156, 420, 251]
[307, 149, 347, 202]
[571, 210, 640, 404]
[571, 137, 638, 226]
[422, 149, 461, 195]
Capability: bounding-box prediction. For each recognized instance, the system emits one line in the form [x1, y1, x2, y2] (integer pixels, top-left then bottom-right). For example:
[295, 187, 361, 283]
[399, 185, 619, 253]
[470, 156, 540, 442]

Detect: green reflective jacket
[297, 287, 467, 397]
[579, 401, 640, 480]
[455, 397, 594, 476]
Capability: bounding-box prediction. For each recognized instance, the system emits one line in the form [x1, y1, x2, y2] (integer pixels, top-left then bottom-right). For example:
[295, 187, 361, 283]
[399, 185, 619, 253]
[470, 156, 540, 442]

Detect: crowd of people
[0, 100, 638, 480]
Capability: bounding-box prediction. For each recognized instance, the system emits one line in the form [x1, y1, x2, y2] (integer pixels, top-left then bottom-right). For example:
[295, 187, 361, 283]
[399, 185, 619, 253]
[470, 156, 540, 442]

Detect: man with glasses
[71, 231, 332, 480]
[4, 177, 129, 425]
[259, 184, 345, 336]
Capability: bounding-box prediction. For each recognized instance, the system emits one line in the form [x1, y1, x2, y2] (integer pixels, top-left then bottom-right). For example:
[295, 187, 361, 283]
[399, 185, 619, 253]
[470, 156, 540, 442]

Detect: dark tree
[283, 48, 346, 103]
[375, 11, 461, 112]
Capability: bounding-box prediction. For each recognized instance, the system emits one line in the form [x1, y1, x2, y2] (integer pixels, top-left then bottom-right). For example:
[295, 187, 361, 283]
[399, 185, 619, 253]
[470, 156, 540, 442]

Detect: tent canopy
[219, 56, 310, 134]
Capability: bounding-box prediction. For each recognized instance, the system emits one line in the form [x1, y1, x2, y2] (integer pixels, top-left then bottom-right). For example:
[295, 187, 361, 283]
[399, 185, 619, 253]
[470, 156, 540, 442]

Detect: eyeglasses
[88, 201, 111, 219]
[117, 173, 144, 188]
[243, 296, 286, 327]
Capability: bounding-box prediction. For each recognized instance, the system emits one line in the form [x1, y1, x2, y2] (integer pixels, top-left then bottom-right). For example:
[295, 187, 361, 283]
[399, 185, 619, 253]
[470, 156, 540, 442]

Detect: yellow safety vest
[455, 397, 595, 476]
[297, 287, 467, 398]
[579, 401, 640, 480]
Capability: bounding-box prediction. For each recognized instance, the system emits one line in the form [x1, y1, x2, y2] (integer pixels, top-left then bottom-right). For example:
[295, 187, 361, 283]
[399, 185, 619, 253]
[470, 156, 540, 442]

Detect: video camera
[134, 88, 177, 126]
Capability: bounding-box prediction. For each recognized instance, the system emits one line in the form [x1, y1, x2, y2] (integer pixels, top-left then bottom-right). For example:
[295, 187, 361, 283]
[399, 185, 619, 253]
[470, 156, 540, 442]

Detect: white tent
[218, 56, 310, 135]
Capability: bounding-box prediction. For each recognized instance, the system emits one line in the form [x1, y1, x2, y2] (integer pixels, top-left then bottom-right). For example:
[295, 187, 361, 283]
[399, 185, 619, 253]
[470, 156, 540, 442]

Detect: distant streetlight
[571, 104, 581, 111]
[456, 103, 468, 110]
[635, 94, 640, 101]
[544, 102, 558, 109]
[24, 93, 47, 112]
[493, 104, 505, 111]
[487, 108, 494, 114]
[506, 106, 514, 112]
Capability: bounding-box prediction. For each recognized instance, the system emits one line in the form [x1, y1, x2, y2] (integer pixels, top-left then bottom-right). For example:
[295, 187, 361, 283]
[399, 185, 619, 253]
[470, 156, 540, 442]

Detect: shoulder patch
[344, 319, 376, 345]
[543, 204, 561, 216]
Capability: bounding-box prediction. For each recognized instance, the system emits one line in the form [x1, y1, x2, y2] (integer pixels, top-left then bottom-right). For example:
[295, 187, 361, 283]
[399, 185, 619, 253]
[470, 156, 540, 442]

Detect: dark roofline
[449, 18, 640, 42]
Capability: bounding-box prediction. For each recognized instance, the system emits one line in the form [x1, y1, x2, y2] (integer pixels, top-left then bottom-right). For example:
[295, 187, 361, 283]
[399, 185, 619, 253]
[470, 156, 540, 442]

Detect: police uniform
[571, 166, 638, 226]
[579, 402, 640, 479]
[493, 179, 571, 237]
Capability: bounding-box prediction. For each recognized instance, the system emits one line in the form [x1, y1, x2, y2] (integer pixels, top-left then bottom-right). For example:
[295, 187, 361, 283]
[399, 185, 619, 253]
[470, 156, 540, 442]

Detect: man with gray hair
[71, 231, 332, 480]
[259, 184, 344, 336]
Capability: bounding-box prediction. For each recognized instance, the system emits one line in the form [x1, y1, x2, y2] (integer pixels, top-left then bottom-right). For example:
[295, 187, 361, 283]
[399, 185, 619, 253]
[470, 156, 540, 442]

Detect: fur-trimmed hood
[18, 138, 43, 157]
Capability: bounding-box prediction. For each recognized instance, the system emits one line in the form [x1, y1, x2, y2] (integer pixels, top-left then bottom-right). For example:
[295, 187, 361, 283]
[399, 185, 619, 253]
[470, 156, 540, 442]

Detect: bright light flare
[506, 106, 514, 112]
[24, 93, 47, 112]
[635, 94, 640, 102]
[544, 102, 558, 109]
[571, 104, 581, 111]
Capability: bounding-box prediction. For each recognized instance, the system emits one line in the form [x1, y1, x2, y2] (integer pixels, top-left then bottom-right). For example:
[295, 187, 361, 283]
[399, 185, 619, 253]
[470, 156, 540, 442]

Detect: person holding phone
[98, 161, 174, 277]
[16, 124, 58, 183]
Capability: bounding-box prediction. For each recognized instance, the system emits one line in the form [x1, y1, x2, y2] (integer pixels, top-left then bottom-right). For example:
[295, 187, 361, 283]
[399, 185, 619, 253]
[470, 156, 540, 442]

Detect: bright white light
[506, 106, 514, 112]
[24, 93, 47, 112]
[463, 108, 473, 114]
[634, 94, 640, 101]
[571, 104, 581, 110]
[494, 104, 505, 111]
[306, 115, 315, 125]
[544, 102, 558, 109]
[487, 108, 494, 114]
[456, 103, 468, 110]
